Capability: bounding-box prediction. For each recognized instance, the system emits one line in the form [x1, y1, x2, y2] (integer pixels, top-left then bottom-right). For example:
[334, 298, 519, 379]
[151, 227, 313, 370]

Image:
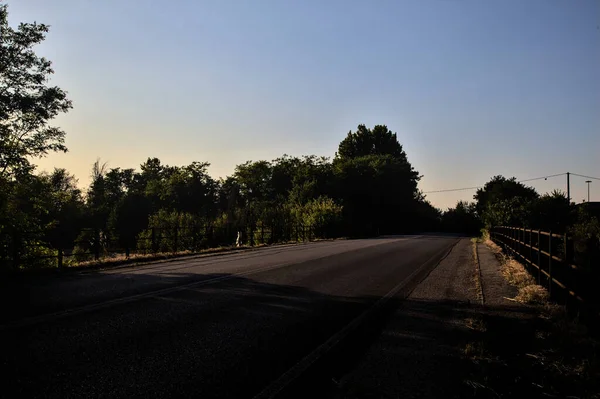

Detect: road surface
[1, 236, 457, 398]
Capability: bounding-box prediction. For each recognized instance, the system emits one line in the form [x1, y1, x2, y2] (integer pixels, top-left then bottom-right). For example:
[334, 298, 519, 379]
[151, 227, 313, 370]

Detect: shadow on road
[3, 269, 596, 399]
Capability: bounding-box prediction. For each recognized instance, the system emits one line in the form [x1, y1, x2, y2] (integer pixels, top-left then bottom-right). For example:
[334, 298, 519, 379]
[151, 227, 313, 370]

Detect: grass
[463, 236, 600, 398]
[472, 240, 484, 305]
[70, 245, 256, 269]
[465, 317, 487, 333]
[484, 237, 548, 305]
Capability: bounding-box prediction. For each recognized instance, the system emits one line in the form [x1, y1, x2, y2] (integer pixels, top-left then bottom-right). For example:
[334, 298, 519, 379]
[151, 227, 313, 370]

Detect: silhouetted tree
[474, 176, 538, 228]
[334, 125, 421, 236]
[0, 5, 72, 179]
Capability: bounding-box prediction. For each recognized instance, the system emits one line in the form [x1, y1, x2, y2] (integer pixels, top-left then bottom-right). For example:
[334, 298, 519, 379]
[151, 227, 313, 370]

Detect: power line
[571, 173, 600, 181]
[422, 172, 567, 194]
[423, 185, 482, 194]
[518, 172, 566, 183]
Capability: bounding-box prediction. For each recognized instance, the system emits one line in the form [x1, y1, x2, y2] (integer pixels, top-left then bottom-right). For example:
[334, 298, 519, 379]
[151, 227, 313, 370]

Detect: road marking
[0, 239, 411, 332]
[252, 240, 458, 399]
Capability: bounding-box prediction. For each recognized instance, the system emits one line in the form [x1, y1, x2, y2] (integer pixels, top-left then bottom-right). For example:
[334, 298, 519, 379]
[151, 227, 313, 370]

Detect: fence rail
[490, 226, 599, 317]
[0, 221, 328, 271]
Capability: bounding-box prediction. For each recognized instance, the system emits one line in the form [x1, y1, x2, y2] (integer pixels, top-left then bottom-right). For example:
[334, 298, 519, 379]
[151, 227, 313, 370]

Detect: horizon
[6, 0, 600, 208]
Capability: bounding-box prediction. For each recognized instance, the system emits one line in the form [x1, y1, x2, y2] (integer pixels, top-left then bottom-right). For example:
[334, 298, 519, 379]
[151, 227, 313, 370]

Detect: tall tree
[0, 4, 72, 179]
[334, 124, 421, 235]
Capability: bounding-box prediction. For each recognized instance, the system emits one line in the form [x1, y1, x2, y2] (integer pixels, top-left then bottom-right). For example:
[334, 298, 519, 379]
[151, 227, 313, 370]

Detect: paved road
[1, 236, 457, 398]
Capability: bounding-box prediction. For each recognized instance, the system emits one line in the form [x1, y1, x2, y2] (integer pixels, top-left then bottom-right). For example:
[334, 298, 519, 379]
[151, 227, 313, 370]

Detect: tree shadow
[2, 267, 594, 399]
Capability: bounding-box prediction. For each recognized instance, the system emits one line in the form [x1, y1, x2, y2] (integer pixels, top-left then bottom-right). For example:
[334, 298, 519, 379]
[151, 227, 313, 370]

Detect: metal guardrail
[489, 226, 591, 307]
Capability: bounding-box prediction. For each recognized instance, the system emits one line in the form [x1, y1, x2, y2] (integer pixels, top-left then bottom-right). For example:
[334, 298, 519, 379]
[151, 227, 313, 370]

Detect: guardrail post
[528, 228, 532, 267]
[511, 228, 516, 255]
[537, 230, 541, 284]
[517, 228, 520, 259]
[548, 230, 552, 296]
[516, 228, 519, 258]
[563, 233, 568, 265]
[563, 233, 569, 305]
[261, 223, 264, 244]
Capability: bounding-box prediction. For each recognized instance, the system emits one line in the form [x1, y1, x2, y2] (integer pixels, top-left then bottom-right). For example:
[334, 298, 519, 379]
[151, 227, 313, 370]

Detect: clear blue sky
[7, 0, 600, 209]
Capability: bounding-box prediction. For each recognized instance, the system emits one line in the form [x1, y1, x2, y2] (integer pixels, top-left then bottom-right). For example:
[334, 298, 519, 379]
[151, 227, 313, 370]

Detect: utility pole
[586, 180, 592, 202]
[567, 172, 570, 202]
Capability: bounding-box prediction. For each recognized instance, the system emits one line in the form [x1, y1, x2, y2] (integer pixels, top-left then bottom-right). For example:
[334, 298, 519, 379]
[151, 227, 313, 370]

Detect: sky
[6, 0, 600, 209]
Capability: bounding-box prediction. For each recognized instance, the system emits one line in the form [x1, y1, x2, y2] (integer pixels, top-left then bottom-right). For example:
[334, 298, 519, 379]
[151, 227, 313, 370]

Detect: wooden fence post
[548, 231, 552, 296]
[512, 228, 516, 255]
[537, 230, 541, 284]
[528, 228, 532, 267]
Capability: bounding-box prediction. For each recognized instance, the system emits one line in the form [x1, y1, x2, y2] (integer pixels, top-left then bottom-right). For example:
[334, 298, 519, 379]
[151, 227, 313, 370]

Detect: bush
[20, 242, 58, 269]
[569, 207, 600, 270]
[290, 197, 343, 239]
[136, 210, 208, 253]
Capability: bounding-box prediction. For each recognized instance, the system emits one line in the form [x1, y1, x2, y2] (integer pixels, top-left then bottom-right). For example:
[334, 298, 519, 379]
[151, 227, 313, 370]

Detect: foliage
[569, 206, 600, 270]
[136, 210, 207, 253]
[441, 201, 482, 235]
[474, 176, 538, 228]
[529, 190, 573, 233]
[336, 124, 407, 160]
[0, 5, 72, 179]
[290, 197, 343, 239]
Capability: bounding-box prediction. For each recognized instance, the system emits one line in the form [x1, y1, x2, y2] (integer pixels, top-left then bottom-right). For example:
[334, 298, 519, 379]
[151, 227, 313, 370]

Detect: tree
[474, 176, 538, 228]
[39, 168, 84, 247]
[530, 190, 573, 232]
[0, 4, 72, 179]
[334, 125, 421, 236]
[441, 201, 482, 235]
[337, 124, 407, 160]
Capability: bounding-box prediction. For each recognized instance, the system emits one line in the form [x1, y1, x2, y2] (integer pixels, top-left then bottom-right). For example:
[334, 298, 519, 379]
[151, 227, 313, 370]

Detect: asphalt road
[1, 236, 457, 398]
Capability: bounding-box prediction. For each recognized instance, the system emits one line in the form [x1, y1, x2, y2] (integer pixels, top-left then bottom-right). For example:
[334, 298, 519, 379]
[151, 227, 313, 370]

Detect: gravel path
[477, 242, 518, 306]
[337, 238, 480, 398]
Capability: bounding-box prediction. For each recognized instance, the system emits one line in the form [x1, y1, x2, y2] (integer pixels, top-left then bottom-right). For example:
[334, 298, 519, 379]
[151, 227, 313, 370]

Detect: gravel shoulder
[337, 238, 481, 398]
[335, 238, 545, 399]
[335, 238, 598, 399]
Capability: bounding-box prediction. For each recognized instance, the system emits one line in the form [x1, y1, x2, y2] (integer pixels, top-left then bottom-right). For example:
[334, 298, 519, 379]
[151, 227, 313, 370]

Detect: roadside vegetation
[460, 237, 599, 398]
